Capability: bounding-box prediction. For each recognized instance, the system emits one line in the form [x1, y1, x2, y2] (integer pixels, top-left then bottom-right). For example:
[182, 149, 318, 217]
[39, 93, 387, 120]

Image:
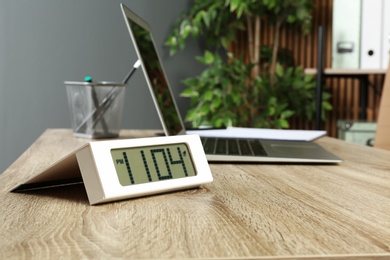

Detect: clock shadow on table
[14, 179, 207, 206]
[13, 180, 90, 205]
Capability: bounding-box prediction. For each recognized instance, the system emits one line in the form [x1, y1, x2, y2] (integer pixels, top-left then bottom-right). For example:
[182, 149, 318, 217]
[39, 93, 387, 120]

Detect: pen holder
[65, 81, 126, 139]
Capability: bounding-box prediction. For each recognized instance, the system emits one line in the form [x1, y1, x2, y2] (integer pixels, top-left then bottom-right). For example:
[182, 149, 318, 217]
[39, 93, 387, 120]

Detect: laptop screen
[122, 5, 185, 136]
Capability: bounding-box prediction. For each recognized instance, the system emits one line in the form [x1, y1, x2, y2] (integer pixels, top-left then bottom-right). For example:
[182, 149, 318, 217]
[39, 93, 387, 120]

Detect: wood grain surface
[1, 129, 390, 259]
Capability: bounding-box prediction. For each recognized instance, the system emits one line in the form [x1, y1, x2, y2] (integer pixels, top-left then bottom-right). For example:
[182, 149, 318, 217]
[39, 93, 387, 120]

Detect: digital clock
[75, 134, 213, 205]
[111, 143, 197, 186]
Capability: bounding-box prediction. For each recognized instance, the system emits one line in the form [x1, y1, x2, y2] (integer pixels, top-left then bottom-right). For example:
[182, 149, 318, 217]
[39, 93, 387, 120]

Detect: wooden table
[1, 129, 390, 259]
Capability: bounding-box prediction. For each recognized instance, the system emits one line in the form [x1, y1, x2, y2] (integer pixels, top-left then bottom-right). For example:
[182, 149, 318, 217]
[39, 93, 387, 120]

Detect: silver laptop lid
[120, 4, 341, 164]
[121, 3, 186, 136]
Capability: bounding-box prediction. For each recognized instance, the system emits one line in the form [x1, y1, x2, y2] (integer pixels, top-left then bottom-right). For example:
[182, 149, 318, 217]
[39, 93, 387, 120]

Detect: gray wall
[0, 0, 204, 173]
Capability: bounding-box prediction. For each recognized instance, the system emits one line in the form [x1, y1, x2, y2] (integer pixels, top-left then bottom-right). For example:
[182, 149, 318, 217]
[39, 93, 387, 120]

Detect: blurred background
[0, 0, 204, 173]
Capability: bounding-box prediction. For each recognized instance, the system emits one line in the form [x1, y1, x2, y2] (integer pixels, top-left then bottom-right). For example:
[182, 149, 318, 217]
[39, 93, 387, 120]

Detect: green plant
[166, 0, 332, 128]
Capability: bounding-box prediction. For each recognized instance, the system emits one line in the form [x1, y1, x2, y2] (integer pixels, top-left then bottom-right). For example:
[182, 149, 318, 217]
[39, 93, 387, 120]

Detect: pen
[75, 60, 141, 133]
[84, 75, 109, 135]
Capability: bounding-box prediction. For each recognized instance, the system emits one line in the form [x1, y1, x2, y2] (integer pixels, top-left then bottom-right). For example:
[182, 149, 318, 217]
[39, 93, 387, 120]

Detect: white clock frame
[77, 134, 213, 205]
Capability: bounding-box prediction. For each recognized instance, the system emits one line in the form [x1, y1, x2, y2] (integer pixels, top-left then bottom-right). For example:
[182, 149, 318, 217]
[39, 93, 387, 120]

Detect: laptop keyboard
[201, 137, 267, 156]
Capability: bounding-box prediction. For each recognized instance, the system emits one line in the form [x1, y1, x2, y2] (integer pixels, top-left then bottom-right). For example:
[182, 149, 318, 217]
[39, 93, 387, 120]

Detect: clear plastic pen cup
[64, 81, 126, 139]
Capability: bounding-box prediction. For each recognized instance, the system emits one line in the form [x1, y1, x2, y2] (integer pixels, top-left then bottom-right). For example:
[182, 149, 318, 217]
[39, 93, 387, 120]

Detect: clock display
[111, 143, 197, 186]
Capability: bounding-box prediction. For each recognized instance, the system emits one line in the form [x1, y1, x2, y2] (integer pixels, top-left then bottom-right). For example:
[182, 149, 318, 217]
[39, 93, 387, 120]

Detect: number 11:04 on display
[111, 143, 197, 186]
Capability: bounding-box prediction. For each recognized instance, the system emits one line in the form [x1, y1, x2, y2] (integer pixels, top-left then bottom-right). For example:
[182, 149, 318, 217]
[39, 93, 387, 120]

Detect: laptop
[120, 3, 341, 163]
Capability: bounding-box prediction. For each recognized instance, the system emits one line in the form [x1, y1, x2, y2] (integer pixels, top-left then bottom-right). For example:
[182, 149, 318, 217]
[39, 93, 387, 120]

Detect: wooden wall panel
[230, 0, 385, 137]
[284, 0, 385, 137]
